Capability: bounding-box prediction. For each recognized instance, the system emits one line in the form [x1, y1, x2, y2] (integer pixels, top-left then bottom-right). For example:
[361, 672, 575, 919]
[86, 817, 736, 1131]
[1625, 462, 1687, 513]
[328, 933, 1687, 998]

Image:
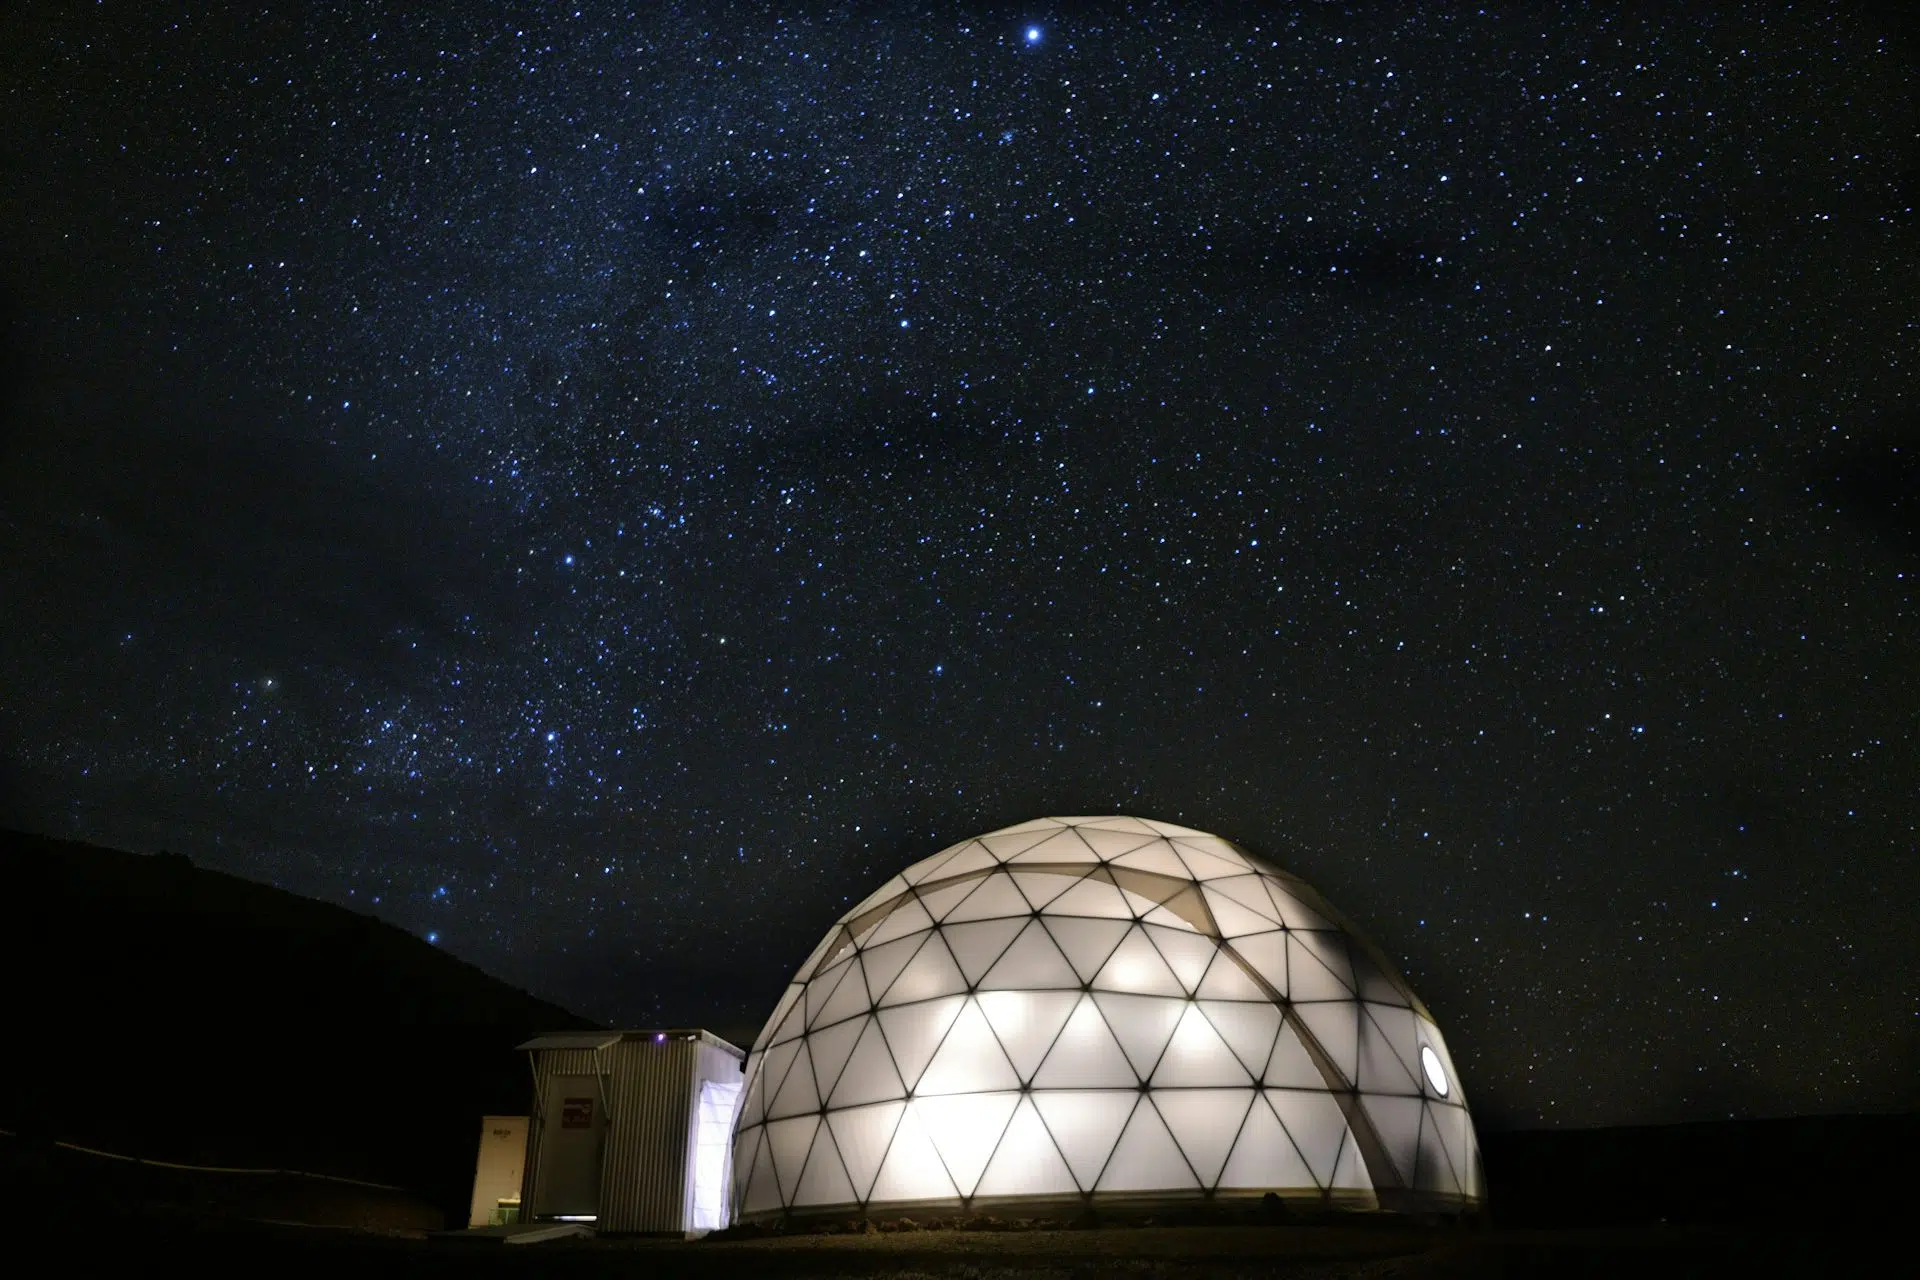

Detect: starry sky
[2, 4, 1915, 1129]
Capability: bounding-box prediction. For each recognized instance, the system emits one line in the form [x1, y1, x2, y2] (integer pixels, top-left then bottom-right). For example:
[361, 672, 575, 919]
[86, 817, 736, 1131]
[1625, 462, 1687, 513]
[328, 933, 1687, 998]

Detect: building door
[532, 1074, 605, 1218]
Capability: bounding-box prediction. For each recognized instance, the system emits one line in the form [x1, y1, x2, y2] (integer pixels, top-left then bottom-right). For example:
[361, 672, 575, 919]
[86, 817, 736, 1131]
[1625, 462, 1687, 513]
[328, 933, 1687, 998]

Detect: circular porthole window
[1420, 1044, 1450, 1096]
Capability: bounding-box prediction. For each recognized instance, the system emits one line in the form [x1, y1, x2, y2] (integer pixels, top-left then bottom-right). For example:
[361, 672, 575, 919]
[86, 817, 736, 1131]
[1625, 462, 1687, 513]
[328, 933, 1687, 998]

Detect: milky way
[2, 4, 1915, 1127]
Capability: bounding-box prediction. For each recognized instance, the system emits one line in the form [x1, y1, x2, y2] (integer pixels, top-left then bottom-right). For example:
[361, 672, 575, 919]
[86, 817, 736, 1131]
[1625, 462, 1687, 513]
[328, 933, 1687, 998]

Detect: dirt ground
[28, 1215, 1898, 1279]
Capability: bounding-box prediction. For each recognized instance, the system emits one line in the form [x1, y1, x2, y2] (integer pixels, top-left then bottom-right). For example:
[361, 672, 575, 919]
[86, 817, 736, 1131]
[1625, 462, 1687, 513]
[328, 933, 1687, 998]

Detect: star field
[1, 4, 1915, 1128]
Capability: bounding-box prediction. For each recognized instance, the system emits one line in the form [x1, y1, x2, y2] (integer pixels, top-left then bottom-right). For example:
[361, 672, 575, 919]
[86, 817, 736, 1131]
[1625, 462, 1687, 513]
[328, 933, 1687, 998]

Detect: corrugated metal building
[516, 1029, 745, 1236]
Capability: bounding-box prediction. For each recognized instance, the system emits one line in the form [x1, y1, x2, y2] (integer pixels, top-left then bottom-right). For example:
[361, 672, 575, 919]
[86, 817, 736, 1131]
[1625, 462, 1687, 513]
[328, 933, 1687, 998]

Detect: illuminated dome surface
[732, 817, 1482, 1221]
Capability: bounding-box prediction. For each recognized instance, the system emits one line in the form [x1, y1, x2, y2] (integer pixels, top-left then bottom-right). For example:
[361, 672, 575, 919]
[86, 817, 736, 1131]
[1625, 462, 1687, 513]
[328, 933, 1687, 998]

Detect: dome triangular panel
[1031, 1090, 1139, 1191]
[1153, 1088, 1253, 1187]
[1097, 1097, 1197, 1191]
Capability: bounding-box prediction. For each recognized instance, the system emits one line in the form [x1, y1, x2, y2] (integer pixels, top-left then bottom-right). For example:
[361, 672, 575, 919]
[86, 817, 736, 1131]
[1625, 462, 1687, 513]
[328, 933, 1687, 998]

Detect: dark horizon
[2, 4, 1915, 1132]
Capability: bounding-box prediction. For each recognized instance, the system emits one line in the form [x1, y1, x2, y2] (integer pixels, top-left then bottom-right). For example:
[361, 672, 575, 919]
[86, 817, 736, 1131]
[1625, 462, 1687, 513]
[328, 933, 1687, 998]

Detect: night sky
[2, 4, 1915, 1129]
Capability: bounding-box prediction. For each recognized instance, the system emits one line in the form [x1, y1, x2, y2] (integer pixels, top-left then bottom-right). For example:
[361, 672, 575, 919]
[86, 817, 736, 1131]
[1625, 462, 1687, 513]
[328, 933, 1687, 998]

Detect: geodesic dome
[732, 816, 1481, 1222]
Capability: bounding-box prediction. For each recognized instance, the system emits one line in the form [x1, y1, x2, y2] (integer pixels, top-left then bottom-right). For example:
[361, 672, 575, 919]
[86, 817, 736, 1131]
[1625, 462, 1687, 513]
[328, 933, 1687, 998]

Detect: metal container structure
[518, 1029, 745, 1236]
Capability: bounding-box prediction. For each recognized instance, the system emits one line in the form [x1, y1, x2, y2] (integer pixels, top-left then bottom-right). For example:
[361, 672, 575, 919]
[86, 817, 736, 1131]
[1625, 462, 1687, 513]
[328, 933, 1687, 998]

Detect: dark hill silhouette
[0, 829, 596, 1225]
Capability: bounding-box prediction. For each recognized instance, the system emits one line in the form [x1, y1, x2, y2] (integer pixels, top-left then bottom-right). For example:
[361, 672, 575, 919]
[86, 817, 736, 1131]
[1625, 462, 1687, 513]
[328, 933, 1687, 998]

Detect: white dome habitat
[732, 817, 1482, 1223]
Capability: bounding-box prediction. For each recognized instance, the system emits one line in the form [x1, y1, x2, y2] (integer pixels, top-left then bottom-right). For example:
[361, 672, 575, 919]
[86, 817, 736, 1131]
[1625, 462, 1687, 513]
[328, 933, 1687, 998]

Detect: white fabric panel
[757, 1040, 802, 1117]
[794, 923, 851, 984]
[738, 1054, 767, 1130]
[1358, 1003, 1421, 1093]
[807, 1016, 866, 1102]
[1291, 930, 1355, 994]
[1182, 836, 1253, 870]
[901, 842, 968, 884]
[1009, 829, 1101, 864]
[1329, 1126, 1373, 1190]
[1008, 868, 1080, 909]
[764, 1043, 817, 1113]
[1432, 1102, 1480, 1198]
[1045, 875, 1137, 919]
[1414, 1103, 1460, 1197]
[828, 1018, 907, 1108]
[1265, 1019, 1328, 1088]
[1217, 1093, 1318, 1191]
[1264, 883, 1333, 931]
[826, 1101, 905, 1202]
[973, 1097, 1080, 1198]
[1031, 1091, 1139, 1190]
[879, 934, 967, 1006]
[845, 876, 911, 923]
[1294, 1001, 1360, 1083]
[915, 875, 986, 922]
[875, 996, 965, 1091]
[1143, 818, 1208, 838]
[1116, 884, 1173, 918]
[1152, 1088, 1254, 1187]
[1360, 1093, 1424, 1186]
[980, 829, 1058, 861]
[1265, 1088, 1353, 1187]
[976, 989, 1080, 1081]
[1194, 952, 1269, 1001]
[866, 898, 935, 948]
[1200, 890, 1281, 939]
[868, 1102, 956, 1203]
[755, 983, 803, 1051]
[858, 934, 926, 1005]
[915, 998, 1020, 1095]
[1013, 871, 1090, 909]
[766, 1115, 821, 1204]
[1097, 1095, 1197, 1191]
[1199, 1000, 1282, 1079]
[1043, 916, 1132, 982]
[1282, 936, 1348, 1003]
[1029, 994, 1141, 1088]
[1152, 1002, 1254, 1087]
[993, 817, 1067, 836]
[942, 873, 1033, 923]
[1351, 948, 1410, 1007]
[1143, 923, 1218, 993]
[1079, 815, 1161, 835]
[1204, 875, 1285, 925]
[793, 1126, 857, 1207]
[1075, 826, 1159, 861]
[806, 959, 856, 1027]
[1170, 842, 1246, 881]
[1092, 991, 1186, 1079]
[918, 1092, 1021, 1196]
[1093, 927, 1186, 996]
[741, 1127, 784, 1213]
[942, 917, 1027, 985]
[980, 918, 1081, 990]
[1227, 931, 1287, 996]
[768, 1042, 820, 1118]
[815, 959, 876, 1027]
[1109, 842, 1195, 878]
[1140, 902, 1204, 933]
[930, 842, 1003, 880]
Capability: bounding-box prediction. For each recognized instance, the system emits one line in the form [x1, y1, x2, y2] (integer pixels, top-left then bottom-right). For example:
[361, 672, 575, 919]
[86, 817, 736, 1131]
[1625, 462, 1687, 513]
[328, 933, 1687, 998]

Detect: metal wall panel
[597, 1036, 695, 1232]
[519, 1047, 604, 1221]
[520, 1032, 747, 1235]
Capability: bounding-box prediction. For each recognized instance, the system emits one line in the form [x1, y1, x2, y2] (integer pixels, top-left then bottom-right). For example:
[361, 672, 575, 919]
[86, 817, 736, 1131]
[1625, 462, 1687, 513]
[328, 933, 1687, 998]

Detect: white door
[533, 1075, 604, 1218]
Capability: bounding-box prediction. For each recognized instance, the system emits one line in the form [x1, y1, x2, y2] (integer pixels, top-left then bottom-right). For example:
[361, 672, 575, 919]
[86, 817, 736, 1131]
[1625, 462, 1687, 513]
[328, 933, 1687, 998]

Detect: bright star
[1025, 26, 1042, 44]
